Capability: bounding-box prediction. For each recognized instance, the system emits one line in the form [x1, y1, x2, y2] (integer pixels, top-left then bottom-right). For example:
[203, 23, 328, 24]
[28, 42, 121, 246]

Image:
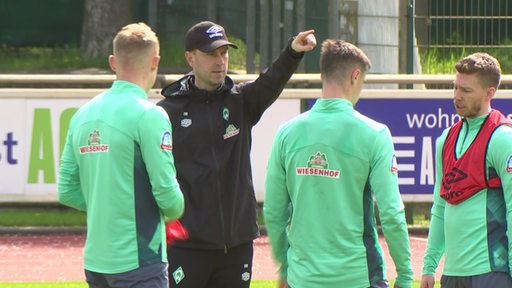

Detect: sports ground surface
[0, 233, 443, 282]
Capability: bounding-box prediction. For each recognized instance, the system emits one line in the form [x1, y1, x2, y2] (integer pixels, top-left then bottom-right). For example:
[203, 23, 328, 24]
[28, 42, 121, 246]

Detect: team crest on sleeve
[160, 131, 173, 151]
[390, 154, 398, 173]
[79, 129, 109, 154]
[296, 152, 340, 178]
[507, 155, 512, 173]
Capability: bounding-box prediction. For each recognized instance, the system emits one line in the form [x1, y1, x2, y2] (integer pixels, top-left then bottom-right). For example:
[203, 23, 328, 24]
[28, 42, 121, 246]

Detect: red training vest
[440, 110, 511, 204]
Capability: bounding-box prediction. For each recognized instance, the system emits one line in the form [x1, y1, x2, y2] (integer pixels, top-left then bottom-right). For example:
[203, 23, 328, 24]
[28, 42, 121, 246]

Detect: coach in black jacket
[157, 20, 316, 288]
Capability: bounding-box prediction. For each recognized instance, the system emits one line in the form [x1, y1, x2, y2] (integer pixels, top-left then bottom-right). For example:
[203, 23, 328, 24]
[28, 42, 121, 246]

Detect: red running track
[0, 234, 443, 282]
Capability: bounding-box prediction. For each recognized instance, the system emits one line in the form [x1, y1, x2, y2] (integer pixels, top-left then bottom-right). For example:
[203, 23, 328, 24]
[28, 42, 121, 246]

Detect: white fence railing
[2, 73, 512, 86]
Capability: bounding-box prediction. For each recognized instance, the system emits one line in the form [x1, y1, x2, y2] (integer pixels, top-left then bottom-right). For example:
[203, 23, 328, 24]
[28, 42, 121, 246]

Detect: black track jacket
[157, 39, 304, 250]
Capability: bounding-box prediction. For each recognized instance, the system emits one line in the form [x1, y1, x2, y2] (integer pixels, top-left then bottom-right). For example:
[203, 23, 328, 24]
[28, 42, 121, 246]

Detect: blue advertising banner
[307, 98, 512, 197]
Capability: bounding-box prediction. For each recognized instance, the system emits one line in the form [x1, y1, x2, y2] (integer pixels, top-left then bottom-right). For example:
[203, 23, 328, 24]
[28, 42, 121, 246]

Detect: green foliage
[0, 35, 254, 73]
[420, 48, 466, 74]
[228, 37, 260, 72]
[158, 34, 257, 73]
[445, 31, 465, 46]
[156, 36, 188, 71]
[0, 46, 108, 72]
[420, 46, 512, 75]
[2, 37, 512, 77]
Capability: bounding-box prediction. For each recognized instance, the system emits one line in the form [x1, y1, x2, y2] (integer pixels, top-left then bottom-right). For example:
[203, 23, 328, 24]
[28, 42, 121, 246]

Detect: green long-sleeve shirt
[58, 80, 184, 273]
[264, 99, 413, 288]
[423, 112, 512, 277]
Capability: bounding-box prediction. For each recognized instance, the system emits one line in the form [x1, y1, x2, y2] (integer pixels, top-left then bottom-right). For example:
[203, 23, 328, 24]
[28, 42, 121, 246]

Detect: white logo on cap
[206, 25, 224, 38]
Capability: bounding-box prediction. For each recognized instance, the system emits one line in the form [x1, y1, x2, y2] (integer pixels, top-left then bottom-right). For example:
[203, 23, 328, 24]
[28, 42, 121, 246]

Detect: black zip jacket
[157, 38, 304, 250]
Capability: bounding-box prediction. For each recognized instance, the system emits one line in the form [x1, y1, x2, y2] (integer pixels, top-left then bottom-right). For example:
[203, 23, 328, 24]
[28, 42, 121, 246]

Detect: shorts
[85, 262, 168, 288]
[441, 271, 512, 288]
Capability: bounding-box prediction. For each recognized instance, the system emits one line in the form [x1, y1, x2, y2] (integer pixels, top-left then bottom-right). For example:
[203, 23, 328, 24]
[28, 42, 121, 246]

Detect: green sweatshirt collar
[311, 98, 353, 112]
[110, 80, 148, 100]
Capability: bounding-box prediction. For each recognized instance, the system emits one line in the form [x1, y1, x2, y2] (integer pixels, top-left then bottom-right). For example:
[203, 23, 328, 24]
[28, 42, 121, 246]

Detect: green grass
[2, 36, 512, 77]
[420, 48, 466, 74]
[0, 281, 277, 288]
[0, 202, 432, 227]
[0, 34, 252, 74]
[0, 46, 108, 72]
[419, 46, 512, 75]
[0, 280, 428, 287]
[0, 283, 85, 288]
[3, 42, 512, 76]
[0, 206, 86, 226]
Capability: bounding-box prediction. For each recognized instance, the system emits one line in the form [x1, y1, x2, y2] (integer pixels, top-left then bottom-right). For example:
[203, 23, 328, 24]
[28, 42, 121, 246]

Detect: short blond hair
[113, 22, 159, 61]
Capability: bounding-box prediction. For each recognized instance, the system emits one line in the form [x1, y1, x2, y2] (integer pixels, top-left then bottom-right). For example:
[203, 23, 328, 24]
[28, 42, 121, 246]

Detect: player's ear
[486, 86, 496, 100]
[185, 51, 195, 68]
[350, 68, 361, 84]
[108, 55, 116, 72]
[151, 55, 160, 71]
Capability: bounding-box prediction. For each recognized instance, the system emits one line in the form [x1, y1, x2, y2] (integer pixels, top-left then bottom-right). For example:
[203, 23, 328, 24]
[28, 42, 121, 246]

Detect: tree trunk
[81, 0, 133, 58]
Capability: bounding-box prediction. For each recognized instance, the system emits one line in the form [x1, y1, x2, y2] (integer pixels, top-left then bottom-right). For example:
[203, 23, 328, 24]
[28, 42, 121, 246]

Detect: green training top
[58, 80, 184, 274]
[423, 112, 512, 277]
[264, 99, 413, 288]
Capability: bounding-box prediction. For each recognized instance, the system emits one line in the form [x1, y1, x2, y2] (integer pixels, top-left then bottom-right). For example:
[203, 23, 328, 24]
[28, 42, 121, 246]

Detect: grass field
[0, 280, 425, 287]
[0, 281, 275, 288]
[0, 202, 433, 227]
[0, 207, 86, 226]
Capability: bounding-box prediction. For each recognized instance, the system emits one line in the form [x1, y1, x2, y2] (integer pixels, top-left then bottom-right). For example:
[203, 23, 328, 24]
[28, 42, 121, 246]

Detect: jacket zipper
[458, 119, 469, 157]
[206, 94, 229, 253]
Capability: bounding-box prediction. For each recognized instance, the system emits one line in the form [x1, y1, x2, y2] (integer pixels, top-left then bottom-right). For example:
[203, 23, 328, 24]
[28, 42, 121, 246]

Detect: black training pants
[167, 241, 253, 288]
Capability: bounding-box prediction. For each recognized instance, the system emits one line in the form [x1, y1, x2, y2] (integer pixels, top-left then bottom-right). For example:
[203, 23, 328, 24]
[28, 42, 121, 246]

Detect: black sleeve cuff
[286, 36, 304, 58]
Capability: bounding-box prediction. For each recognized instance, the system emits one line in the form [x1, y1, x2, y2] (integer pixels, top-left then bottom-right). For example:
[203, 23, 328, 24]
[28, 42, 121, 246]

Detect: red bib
[440, 110, 511, 204]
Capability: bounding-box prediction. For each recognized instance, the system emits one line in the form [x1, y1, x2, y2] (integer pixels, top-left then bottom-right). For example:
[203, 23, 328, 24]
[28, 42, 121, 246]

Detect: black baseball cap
[185, 21, 238, 52]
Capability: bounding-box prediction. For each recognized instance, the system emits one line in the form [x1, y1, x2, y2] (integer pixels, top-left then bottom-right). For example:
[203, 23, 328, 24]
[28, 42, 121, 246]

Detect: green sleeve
[138, 106, 184, 221]
[422, 131, 448, 275]
[371, 127, 413, 288]
[57, 120, 87, 211]
[263, 130, 291, 281]
[487, 125, 512, 276]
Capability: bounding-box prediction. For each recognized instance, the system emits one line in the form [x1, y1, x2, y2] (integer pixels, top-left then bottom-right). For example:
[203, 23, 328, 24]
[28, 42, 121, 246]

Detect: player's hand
[166, 220, 189, 245]
[291, 29, 317, 53]
[420, 274, 436, 288]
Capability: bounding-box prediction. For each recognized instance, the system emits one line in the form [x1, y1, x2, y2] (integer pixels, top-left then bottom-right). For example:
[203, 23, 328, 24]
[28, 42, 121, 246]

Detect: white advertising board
[0, 90, 300, 202]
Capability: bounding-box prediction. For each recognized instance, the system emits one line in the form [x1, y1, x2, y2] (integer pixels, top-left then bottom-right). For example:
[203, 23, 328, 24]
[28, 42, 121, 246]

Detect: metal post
[399, 0, 414, 88]
[328, 0, 340, 38]
[399, 0, 408, 88]
[407, 0, 414, 89]
[407, 0, 414, 75]
[296, 0, 306, 72]
[246, 0, 256, 73]
[259, 0, 270, 70]
[271, 0, 282, 60]
[283, 0, 294, 47]
[208, 0, 217, 22]
[148, 0, 158, 29]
